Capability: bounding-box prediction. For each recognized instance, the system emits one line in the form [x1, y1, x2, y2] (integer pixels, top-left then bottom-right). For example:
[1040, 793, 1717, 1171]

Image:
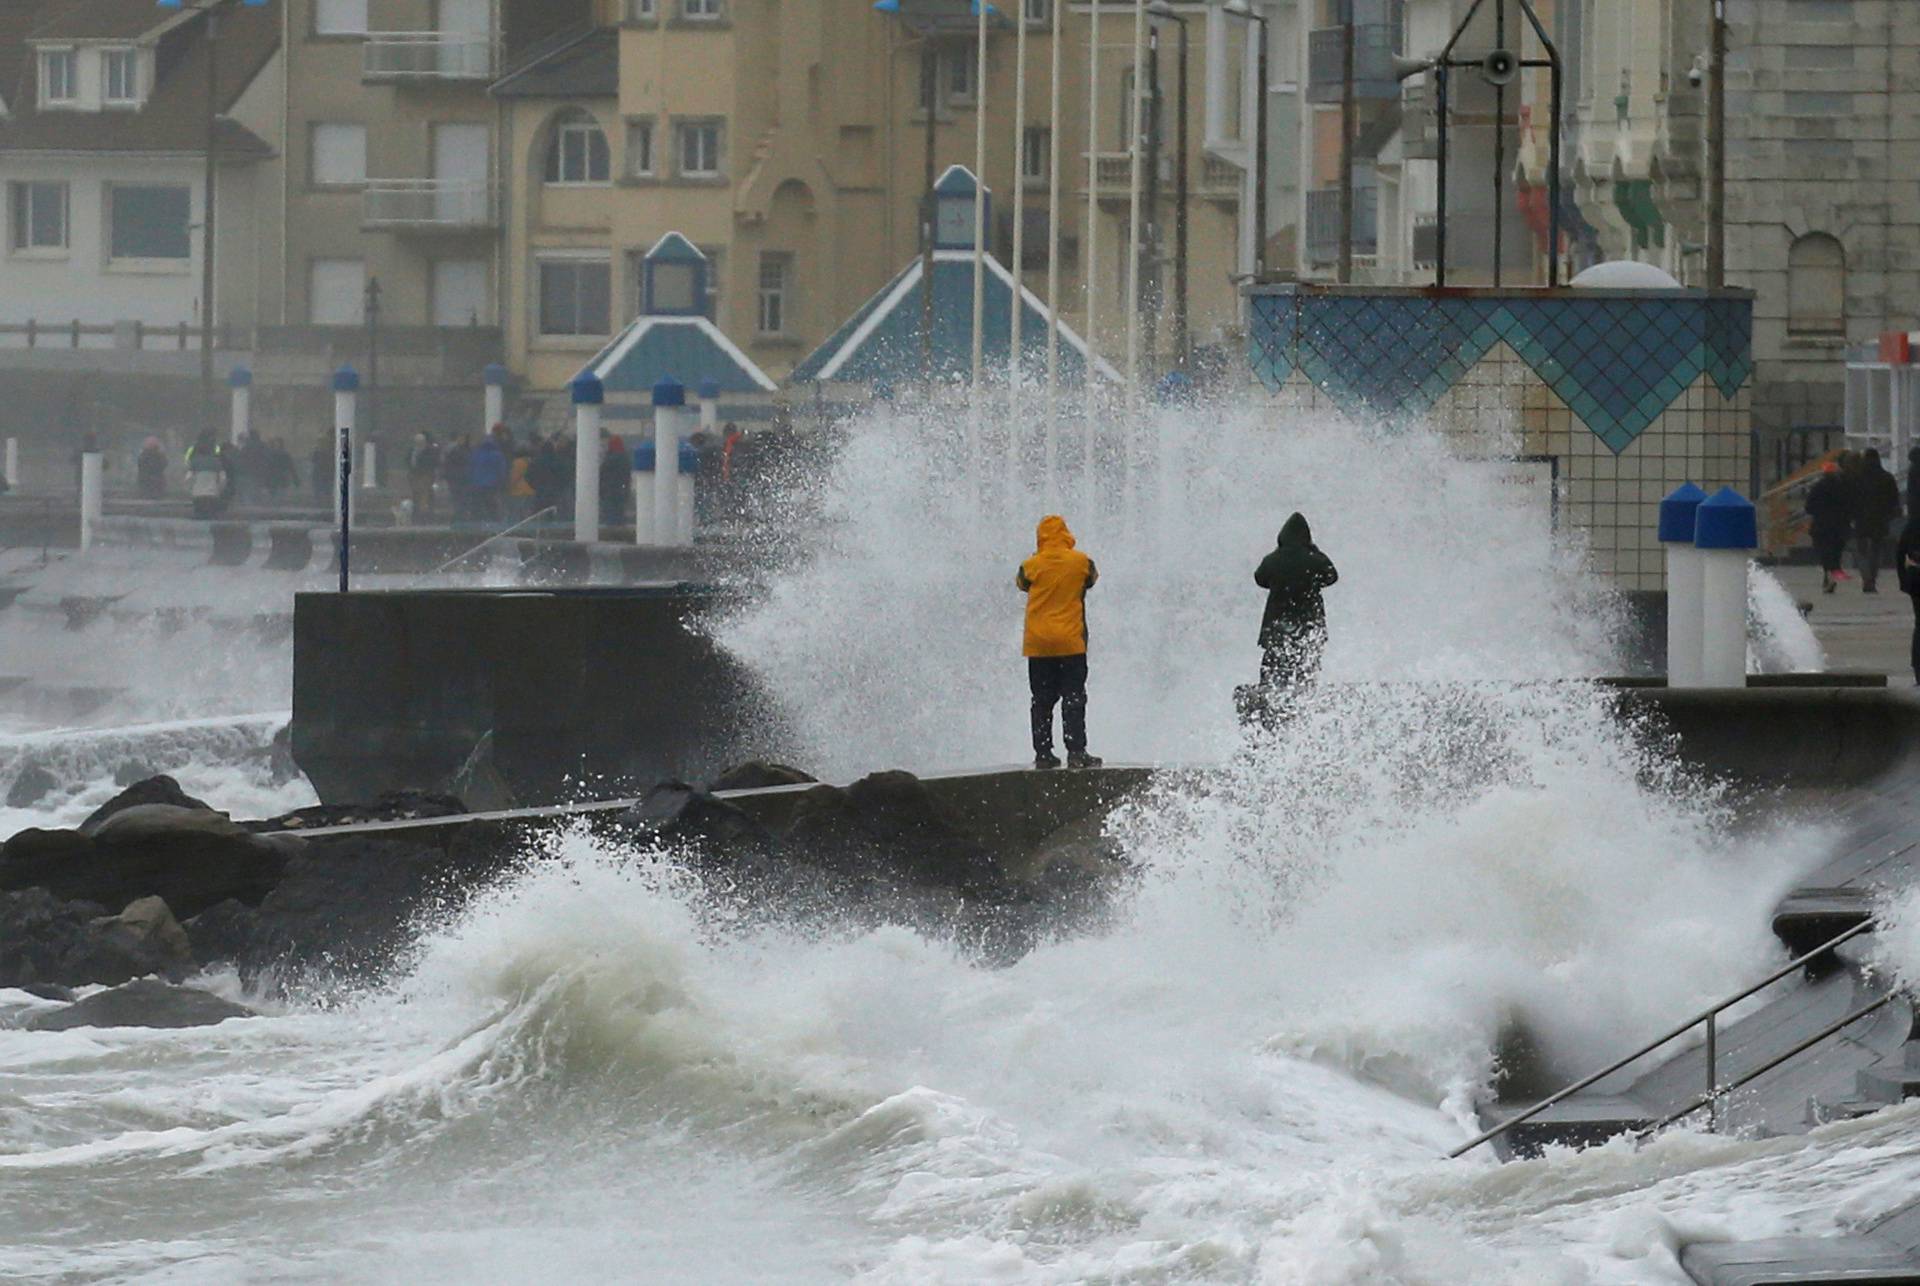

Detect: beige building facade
[495, 0, 1280, 393]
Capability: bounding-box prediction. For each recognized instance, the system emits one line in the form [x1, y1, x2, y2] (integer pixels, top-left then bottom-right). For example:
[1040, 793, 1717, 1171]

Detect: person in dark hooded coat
[1254, 513, 1339, 694]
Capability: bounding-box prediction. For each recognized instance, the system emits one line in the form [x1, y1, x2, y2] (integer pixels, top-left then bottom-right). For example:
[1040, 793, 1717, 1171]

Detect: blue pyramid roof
[580, 315, 776, 396]
[789, 250, 1119, 386]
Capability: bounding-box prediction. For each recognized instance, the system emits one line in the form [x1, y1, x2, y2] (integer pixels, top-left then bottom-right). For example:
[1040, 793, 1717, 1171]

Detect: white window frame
[757, 253, 789, 336]
[314, 0, 370, 36]
[536, 253, 613, 337]
[682, 0, 723, 19]
[945, 44, 977, 104]
[1021, 126, 1051, 185]
[8, 181, 69, 255]
[310, 122, 369, 188]
[676, 121, 722, 178]
[102, 48, 140, 106]
[626, 119, 655, 177]
[309, 258, 367, 325]
[105, 182, 193, 267]
[546, 116, 611, 185]
[40, 49, 77, 105]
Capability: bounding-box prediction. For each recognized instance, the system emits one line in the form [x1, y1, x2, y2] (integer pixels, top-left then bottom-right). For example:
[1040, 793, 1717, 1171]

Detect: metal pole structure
[364, 276, 381, 475]
[1493, 0, 1506, 288]
[337, 423, 351, 593]
[1435, 65, 1449, 286]
[1125, 0, 1147, 403]
[921, 44, 937, 381]
[1044, 0, 1064, 501]
[1009, 0, 1030, 429]
[1083, 0, 1102, 498]
[972, 1, 989, 408]
[1253, 8, 1269, 277]
[201, 3, 221, 418]
[1707, 0, 1727, 289]
[1548, 42, 1562, 286]
[1144, 31, 1161, 368]
[1338, 11, 1354, 283]
[1171, 13, 1189, 367]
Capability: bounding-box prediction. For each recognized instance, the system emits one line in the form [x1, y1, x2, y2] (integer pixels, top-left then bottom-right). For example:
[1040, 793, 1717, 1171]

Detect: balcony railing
[1092, 151, 1134, 197]
[1306, 23, 1403, 103]
[363, 180, 499, 231]
[1199, 154, 1243, 201]
[363, 33, 495, 82]
[1304, 186, 1378, 263]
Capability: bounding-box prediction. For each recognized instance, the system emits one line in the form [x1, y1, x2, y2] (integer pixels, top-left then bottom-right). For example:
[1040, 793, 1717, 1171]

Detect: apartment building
[493, 0, 1285, 392]
[0, 0, 285, 335]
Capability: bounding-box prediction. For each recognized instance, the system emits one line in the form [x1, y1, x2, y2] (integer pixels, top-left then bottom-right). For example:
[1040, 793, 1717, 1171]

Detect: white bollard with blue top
[572, 372, 603, 544]
[631, 440, 656, 546]
[332, 366, 358, 528]
[79, 451, 103, 552]
[483, 363, 509, 435]
[1660, 482, 1709, 688]
[652, 379, 693, 547]
[1696, 487, 1758, 688]
[698, 379, 720, 437]
[229, 367, 252, 446]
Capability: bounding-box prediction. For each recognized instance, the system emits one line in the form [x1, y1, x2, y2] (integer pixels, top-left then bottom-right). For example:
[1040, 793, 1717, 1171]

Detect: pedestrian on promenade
[1016, 515, 1102, 770]
[185, 430, 228, 519]
[408, 432, 441, 522]
[1853, 447, 1902, 593]
[137, 437, 167, 499]
[467, 430, 508, 522]
[1899, 513, 1920, 686]
[1255, 512, 1340, 697]
[1806, 461, 1854, 594]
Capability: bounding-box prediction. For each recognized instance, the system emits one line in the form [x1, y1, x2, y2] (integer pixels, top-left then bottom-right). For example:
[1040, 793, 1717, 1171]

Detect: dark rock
[2, 807, 292, 920]
[783, 771, 1005, 898]
[0, 887, 190, 988]
[18, 982, 74, 1003]
[24, 979, 254, 1032]
[80, 775, 212, 833]
[5, 762, 58, 809]
[257, 790, 468, 833]
[93, 896, 194, 978]
[709, 761, 818, 793]
[184, 899, 264, 967]
[267, 724, 302, 787]
[619, 781, 778, 863]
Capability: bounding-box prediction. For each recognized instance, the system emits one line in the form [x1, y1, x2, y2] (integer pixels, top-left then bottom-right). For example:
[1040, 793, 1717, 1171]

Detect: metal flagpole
[1007, 0, 1030, 490]
[1083, 0, 1101, 509]
[1044, 0, 1064, 502]
[972, 0, 989, 465]
[1124, 0, 1147, 513]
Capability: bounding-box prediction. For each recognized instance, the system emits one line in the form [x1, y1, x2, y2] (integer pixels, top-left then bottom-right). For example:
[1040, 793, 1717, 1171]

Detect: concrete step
[1479, 1094, 1658, 1158]
[1682, 1235, 1920, 1285]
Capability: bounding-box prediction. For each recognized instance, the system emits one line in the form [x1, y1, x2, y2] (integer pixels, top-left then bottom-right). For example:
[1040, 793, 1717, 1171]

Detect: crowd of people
[1803, 446, 1912, 595]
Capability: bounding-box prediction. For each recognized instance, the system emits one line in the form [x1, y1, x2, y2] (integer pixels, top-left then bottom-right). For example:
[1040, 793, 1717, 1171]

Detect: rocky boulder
[1, 805, 293, 919]
[709, 761, 818, 793]
[5, 761, 58, 809]
[80, 775, 212, 833]
[783, 771, 1006, 899]
[0, 888, 193, 988]
[255, 790, 468, 833]
[619, 782, 779, 864]
[24, 979, 254, 1032]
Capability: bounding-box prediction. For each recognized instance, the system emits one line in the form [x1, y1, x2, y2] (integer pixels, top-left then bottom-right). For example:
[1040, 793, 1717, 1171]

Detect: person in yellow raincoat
[1016, 515, 1102, 769]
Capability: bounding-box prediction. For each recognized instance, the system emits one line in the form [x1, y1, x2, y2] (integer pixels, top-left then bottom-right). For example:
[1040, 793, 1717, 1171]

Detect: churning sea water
[4, 398, 1898, 1285]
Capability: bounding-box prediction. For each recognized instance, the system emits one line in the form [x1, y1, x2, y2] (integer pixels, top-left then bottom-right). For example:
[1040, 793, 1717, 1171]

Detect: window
[539, 256, 612, 335]
[677, 121, 722, 177]
[108, 185, 191, 261]
[103, 48, 138, 104]
[309, 259, 366, 325]
[1024, 0, 1050, 23]
[1788, 233, 1845, 335]
[757, 253, 789, 335]
[682, 0, 722, 18]
[628, 0, 656, 16]
[40, 50, 76, 104]
[9, 182, 68, 253]
[630, 247, 719, 320]
[945, 44, 977, 103]
[310, 123, 368, 187]
[1022, 126, 1051, 184]
[626, 120, 655, 177]
[545, 112, 610, 184]
[314, 0, 369, 35]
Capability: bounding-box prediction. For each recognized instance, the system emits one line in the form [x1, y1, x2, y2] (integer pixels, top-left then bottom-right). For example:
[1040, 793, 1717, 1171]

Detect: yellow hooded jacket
[1016, 515, 1099, 658]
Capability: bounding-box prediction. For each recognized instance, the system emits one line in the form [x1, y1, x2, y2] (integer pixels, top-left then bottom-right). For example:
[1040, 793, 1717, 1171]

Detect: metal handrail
[1635, 992, 1899, 1139]
[1449, 917, 1878, 1158]
[409, 506, 556, 586]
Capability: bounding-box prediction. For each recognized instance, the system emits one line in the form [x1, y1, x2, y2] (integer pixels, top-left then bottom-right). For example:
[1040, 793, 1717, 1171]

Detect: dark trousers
[1858, 531, 1891, 589]
[1909, 593, 1920, 684]
[1029, 655, 1088, 755]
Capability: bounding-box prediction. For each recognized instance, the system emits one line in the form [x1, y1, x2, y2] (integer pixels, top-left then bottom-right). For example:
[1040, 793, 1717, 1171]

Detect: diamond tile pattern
[1249, 290, 1754, 454]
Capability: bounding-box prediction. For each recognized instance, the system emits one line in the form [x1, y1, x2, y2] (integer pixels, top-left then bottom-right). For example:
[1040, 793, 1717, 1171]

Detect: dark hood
[1278, 513, 1312, 548]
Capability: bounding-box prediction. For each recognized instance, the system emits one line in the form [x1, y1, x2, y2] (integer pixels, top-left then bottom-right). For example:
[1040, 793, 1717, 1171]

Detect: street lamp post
[1707, 0, 1727, 289]
[157, 0, 267, 422]
[1147, 3, 1189, 368]
[1222, 1, 1271, 279]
